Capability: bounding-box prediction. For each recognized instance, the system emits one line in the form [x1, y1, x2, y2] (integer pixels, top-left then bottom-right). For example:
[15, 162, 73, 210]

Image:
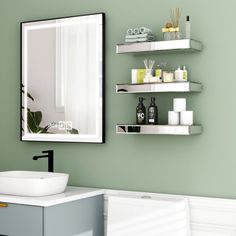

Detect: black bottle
[148, 97, 158, 125]
[136, 97, 146, 125]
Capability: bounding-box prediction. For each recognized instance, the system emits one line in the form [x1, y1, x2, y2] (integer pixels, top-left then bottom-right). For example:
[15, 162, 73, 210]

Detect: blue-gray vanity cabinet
[0, 195, 104, 236]
[44, 195, 104, 236]
[0, 203, 43, 236]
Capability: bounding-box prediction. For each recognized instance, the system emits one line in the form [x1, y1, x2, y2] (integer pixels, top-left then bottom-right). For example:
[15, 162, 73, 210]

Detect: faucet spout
[33, 150, 54, 172]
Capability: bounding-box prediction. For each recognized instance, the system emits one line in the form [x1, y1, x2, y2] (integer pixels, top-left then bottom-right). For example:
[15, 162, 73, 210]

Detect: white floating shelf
[116, 125, 202, 135]
[116, 81, 202, 93]
[116, 39, 203, 54]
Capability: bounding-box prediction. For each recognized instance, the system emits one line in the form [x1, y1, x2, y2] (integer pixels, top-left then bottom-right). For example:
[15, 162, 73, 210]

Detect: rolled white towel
[138, 33, 155, 38]
[140, 26, 152, 34]
[138, 37, 155, 42]
[126, 33, 155, 39]
[125, 38, 139, 43]
[125, 37, 155, 43]
[126, 28, 134, 35]
[125, 34, 139, 39]
[133, 27, 140, 35]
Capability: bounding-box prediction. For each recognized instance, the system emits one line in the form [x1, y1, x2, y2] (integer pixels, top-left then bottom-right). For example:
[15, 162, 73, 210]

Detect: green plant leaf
[40, 125, 51, 133]
[27, 111, 38, 133]
[27, 110, 42, 133]
[68, 128, 79, 134]
[33, 111, 42, 126]
[21, 84, 34, 101]
[27, 92, 34, 101]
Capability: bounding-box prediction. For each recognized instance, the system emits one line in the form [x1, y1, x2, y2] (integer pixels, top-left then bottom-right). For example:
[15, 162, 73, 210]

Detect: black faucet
[33, 150, 54, 172]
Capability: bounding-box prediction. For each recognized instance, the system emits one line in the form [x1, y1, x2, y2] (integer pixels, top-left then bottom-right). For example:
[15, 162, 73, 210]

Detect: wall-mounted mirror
[21, 13, 105, 143]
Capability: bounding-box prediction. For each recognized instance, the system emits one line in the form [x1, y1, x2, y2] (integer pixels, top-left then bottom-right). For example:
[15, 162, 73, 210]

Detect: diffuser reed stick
[170, 7, 181, 28]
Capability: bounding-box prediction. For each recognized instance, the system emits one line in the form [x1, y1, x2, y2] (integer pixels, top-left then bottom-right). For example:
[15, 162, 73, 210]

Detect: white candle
[173, 98, 186, 112]
[168, 111, 180, 125]
[180, 111, 193, 125]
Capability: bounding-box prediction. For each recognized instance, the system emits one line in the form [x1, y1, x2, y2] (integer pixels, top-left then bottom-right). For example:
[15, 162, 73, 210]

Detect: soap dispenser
[182, 66, 188, 81]
[148, 97, 158, 125]
[136, 97, 146, 125]
[185, 16, 191, 39]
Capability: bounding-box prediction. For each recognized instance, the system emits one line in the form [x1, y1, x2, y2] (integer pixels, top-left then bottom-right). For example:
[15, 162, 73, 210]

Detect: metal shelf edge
[116, 82, 202, 93]
[116, 125, 202, 135]
[116, 39, 203, 54]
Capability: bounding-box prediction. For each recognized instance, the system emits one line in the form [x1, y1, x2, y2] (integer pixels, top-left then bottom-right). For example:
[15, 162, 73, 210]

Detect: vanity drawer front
[44, 195, 104, 236]
[0, 203, 43, 236]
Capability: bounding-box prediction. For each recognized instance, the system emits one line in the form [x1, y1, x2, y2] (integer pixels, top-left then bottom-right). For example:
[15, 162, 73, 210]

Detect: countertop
[0, 186, 105, 207]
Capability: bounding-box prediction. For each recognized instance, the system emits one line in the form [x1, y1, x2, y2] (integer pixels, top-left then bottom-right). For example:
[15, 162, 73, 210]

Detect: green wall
[1, 0, 236, 199]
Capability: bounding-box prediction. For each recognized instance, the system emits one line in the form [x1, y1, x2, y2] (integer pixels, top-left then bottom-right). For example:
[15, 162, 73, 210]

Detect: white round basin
[0, 171, 69, 197]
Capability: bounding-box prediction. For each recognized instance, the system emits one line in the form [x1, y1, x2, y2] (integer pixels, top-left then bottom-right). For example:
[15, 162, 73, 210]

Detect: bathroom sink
[0, 171, 69, 197]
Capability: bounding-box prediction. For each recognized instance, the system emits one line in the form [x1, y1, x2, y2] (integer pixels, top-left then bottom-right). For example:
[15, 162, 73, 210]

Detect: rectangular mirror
[21, 13, 105, 143]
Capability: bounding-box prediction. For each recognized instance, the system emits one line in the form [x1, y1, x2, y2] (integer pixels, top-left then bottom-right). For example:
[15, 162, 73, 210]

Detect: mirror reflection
[21, 13, 105, 143]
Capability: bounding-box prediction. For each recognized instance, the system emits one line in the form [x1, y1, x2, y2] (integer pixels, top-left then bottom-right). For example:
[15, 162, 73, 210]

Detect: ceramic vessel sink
[0, 171, 69, 197]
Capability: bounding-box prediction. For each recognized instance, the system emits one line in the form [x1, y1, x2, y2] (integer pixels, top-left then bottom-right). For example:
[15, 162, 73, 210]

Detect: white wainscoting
[104, 189, 236, 236]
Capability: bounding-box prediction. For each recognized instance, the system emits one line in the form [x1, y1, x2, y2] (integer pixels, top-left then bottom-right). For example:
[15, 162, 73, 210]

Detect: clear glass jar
[163, 27, 181, 40]
[163, 32, 171, 41]
[163, 69, 174, 83]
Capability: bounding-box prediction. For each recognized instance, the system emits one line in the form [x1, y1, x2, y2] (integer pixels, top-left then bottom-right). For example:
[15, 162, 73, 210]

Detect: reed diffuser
[143, 59, 155, 83]
[162, 7, 181, 40]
